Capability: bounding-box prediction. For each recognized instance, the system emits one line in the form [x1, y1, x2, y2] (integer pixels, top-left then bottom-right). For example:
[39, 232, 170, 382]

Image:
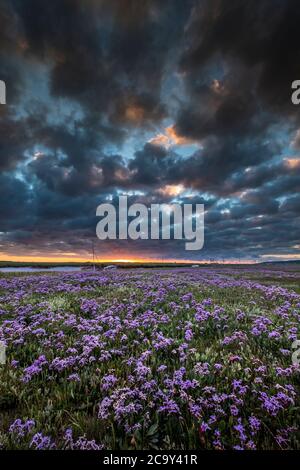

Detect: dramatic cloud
[0, 0, 299, 261]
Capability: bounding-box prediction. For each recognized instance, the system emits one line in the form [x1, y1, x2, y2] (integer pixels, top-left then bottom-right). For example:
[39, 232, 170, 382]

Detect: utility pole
[92, 240, 95, 271]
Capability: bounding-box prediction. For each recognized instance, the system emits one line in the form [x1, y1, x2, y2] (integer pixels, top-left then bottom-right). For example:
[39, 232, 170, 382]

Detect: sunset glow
[0, 253, 257, 265]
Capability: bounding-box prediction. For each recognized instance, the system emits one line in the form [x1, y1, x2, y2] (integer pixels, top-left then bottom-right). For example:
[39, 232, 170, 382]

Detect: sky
[0, 0, 300, 263]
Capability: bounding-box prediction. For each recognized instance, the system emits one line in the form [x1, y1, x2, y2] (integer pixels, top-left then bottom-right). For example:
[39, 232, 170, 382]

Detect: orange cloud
[158, 184, 185, 197]
[149, 133, 170, 147]
[125, 105, 145, 124]
[149, 125, 197, 148]
[165, 125, 193, 146]
[284, 157, 300, 169]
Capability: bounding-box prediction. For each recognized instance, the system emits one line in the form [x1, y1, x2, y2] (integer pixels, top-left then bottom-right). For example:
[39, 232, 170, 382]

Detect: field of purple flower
[0, 267, 299, 450]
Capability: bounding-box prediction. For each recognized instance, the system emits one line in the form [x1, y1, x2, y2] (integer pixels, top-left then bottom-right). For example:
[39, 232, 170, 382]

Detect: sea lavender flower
[159, 399, 180, 415]
[249, 416, 261, 434]
[234, 419, 247, 443]
[30, 433, 56, 450]
[200, 422, 210, 433]
[64, 428, 103, 450]
[230, 405, 239, 416]
[101, 373, 118, 391]
[184, 328, 194, 342]
[22, 355, 48, 382]
[9, 419, 35, 439]
[67, 373, 80, 382]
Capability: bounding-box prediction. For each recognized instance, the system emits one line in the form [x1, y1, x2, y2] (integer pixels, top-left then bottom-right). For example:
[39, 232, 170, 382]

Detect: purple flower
[159, 399, 180, 415]
[63, 428, 103, 450]
[67, 373, 80, 382]
[200, 422, 210, 433]
[249, 416, 261, 434]
[9, 419, 35, 439]
[101, 373, 118, 390]
[30, 433, 56, 450]
[234, 419, 247, 442]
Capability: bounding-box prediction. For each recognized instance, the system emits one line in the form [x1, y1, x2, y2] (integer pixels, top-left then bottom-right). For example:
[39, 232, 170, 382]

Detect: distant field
[1, 259, 300, 269]
[0, 267, 299, 450]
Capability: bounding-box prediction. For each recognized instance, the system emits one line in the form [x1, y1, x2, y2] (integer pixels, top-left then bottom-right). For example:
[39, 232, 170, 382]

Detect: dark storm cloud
[10, 0, 190, 121]
[280, 194, 300, 213]
[127, 137, 282, 197]
[27, 150, 130, 196]
[128, 143, 177, 187]
[0, 173, 34, 232]
[0, 0, 300, 261]
[0, 114, 28, 170]
[179, 0, 300, 119]
[175, 66, 269, 141]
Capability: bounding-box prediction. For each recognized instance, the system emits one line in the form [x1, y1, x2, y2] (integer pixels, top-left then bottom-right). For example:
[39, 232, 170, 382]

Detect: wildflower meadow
[0, 267, 299, 450]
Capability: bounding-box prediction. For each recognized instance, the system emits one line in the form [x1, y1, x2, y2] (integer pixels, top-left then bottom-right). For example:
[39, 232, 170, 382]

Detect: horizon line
[1, 258, 299, 265]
